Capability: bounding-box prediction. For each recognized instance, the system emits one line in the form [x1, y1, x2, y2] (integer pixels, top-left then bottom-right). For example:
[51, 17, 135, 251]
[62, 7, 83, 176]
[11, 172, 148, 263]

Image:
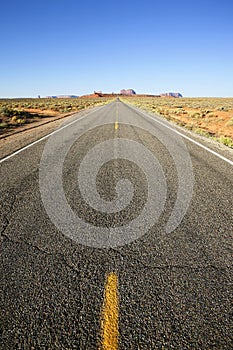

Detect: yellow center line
[114, 121, 118, 130]
[115, 107, 119, 130]
[100, 272, 119, 350]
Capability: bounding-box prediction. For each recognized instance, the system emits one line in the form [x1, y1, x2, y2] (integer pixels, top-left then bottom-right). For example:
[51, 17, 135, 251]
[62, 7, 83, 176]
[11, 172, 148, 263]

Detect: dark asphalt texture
[0, 100, 232, 349]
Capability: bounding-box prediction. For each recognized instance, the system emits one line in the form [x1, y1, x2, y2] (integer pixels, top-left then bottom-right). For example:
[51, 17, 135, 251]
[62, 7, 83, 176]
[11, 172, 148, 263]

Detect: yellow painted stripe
[115, 106, 119, 130]
[100, 272, 119, 350]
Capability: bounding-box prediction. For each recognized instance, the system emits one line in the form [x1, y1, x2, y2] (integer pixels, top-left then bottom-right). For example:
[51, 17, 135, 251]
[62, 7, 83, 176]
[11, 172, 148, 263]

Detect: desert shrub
[218, 136, 233, 148]
[11, 116, 18, 122]
[16, 118, 26, 124]
[0, 107, 13, 117]
[208, 113, 217, 118]
[0, 122, 8, 128]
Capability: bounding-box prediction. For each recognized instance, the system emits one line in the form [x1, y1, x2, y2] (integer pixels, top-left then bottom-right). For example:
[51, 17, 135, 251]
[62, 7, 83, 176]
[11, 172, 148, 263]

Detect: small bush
[11, 116, 18, 122]
[218, 136, 233, 148]
[0, 107, 13, 117]
[0, 122, 8, 128]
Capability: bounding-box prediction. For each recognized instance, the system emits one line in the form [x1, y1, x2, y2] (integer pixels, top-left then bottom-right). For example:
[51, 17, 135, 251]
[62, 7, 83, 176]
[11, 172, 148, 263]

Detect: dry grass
[122, 97, 233, 148]
[0, 97, 113, 133]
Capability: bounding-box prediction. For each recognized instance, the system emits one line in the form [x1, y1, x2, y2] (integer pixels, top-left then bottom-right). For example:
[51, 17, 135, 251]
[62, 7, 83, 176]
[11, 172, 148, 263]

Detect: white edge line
[126, 103, 233, 166]
[0, 105, 106, 164]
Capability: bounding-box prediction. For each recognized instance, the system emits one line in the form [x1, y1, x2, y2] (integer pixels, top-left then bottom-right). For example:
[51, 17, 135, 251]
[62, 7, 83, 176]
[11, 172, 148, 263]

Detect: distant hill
[79, 90, 183, 99]
[160, 92, 183, 98]
[81, 89, 137, 98]
[46, 95, 79, 98]
[120, 89, 136, 95]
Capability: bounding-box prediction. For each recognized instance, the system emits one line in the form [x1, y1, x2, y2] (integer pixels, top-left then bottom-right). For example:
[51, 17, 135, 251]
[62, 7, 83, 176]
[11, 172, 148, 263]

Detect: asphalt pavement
[0, 100, 232, 349]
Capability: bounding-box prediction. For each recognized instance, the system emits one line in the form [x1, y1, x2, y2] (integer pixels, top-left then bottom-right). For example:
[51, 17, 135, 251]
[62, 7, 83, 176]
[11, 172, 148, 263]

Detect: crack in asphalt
[2, 232, 231, 273]
[0, 192, 17, 238]
[0, 168, 40, 238]
[109, 247, 232, 271]
[1, 232, 97, 274]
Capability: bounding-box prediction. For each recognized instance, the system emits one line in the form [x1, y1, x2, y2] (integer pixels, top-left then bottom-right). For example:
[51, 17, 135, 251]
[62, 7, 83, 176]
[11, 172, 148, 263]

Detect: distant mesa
[46, 95, 79, 98]
[45, 90, 183, 99]
[93, 89, 136, 97]
[81, 89, 136, 98]
[81, 89, 137, 98]
[120, 89, 136, 96]
[160, 92, 183, 98]
[93, 91, 103, 97]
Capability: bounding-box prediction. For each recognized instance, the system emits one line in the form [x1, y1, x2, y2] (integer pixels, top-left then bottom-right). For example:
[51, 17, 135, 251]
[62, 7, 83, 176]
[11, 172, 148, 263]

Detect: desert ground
[122, 97, 233, 148]
[1, 96, 233, 148]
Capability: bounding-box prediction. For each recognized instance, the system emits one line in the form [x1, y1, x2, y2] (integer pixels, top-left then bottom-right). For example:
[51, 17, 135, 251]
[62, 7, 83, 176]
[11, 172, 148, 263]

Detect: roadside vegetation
[122, 97, 233, 148]
[0, 97, 112, 134]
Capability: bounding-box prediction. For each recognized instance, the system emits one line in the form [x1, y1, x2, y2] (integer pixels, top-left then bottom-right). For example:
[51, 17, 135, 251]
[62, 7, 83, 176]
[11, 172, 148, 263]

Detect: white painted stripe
[0, 105, 105, 164]
[127, 103, 233, 166]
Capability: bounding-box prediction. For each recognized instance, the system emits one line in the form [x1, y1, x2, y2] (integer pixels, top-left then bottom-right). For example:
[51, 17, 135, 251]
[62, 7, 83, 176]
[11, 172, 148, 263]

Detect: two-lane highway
[1, 100, 232, 349]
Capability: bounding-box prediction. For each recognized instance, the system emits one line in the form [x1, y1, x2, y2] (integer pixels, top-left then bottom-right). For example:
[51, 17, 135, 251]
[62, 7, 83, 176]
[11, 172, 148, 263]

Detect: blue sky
[1, 0, 233, 97]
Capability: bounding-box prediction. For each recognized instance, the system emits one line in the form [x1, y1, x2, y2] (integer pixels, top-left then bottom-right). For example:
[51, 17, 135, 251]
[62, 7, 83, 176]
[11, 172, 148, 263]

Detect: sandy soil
[0, 109, 74, 140]
[123, 97, 233, 146]
[0, 111, 79, 159]
[165, 107, 233, 139]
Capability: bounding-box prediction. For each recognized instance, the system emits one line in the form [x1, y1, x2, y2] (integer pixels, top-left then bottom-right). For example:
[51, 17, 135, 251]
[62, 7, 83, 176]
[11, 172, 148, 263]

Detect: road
[0, 100, 232, 349]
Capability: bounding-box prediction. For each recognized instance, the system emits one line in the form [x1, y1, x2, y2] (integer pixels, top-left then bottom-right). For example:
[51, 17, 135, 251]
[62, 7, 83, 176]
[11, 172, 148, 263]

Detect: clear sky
[1, 0, 233, 98]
